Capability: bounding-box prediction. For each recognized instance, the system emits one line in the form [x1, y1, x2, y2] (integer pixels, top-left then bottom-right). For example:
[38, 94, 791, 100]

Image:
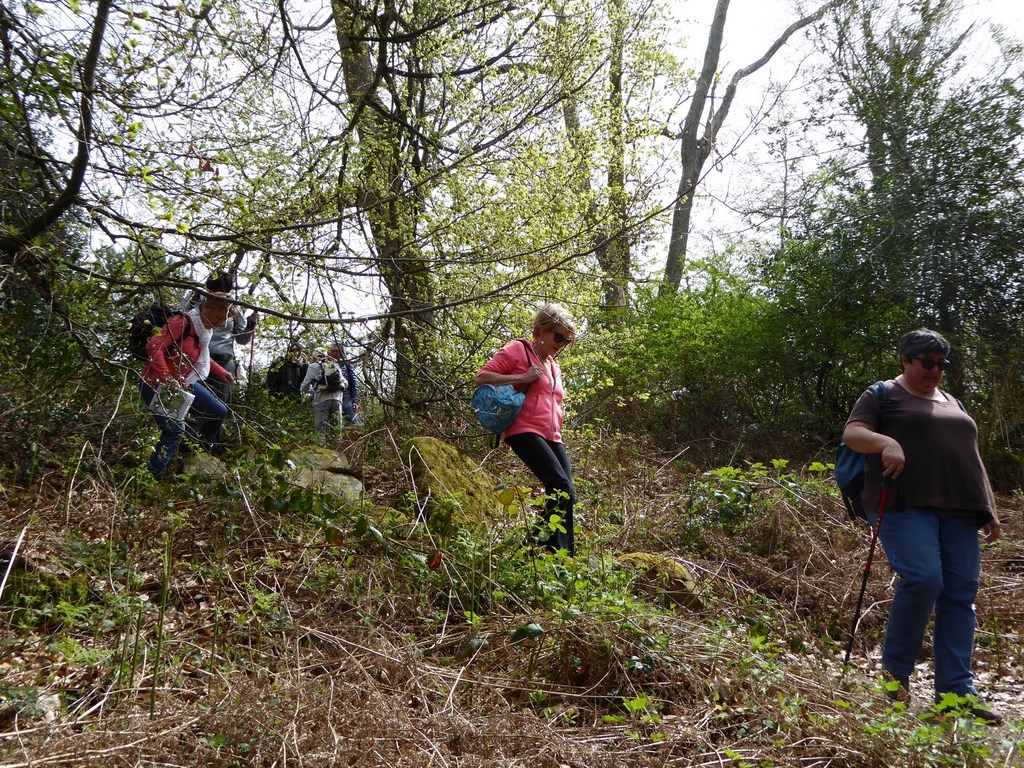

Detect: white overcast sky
[676, 0, 1022, 72]
[657, 0, 1023, 263]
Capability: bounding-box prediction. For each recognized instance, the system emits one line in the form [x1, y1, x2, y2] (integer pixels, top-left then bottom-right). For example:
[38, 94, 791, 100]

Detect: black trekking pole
[843, 480, 890, 667]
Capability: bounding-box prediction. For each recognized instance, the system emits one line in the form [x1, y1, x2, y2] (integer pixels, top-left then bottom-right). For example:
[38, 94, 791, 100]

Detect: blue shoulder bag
[472, 340, 534, 442]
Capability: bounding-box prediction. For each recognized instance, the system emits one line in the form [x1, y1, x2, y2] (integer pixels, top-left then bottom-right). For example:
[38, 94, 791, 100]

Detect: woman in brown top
[843, 328, 1001, 723]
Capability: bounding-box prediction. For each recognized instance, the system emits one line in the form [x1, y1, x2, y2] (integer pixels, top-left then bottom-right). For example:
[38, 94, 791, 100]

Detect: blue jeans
[194, 356, 234, 454]
[140, 380, 227, 476]
[342, 396, 359, 425]
[877, 507, 981, 697]
[505, 433, 575, 555]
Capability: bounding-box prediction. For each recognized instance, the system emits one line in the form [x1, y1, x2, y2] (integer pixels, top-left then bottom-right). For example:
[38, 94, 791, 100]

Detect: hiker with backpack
[183, 271, 259, 453]
[299, 342, 349, 447]
[842, 328, 1002, 724]
[139, 292, 235, 479]
[475, 303, 577, 555]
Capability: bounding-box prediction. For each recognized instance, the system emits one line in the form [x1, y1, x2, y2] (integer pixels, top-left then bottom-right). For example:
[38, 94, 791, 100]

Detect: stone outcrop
[616, 552, 705, 610]
[288, 446, 364, 500]
[402, 436, 502, 524]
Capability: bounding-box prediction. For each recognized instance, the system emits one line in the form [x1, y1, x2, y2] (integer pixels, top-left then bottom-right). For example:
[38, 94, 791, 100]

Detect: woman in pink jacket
[475, 303, 577, 554]
[140, 292, 234, 478]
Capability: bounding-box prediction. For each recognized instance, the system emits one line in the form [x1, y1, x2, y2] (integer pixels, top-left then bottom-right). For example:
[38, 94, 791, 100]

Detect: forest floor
[2, 425, 1024, 767]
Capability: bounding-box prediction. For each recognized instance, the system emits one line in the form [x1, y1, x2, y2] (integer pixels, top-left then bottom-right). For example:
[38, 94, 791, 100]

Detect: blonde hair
[533, 303, 575, 335]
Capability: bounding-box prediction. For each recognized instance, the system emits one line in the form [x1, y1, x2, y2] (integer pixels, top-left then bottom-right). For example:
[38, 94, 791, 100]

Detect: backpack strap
[518, 339, 535, 393]
[489, 341, 535, 451]
[868, 379, 889, 400]
[866, 380, 891, 420]
[167, 312, 197, 349]
[836, 381, 890, 522]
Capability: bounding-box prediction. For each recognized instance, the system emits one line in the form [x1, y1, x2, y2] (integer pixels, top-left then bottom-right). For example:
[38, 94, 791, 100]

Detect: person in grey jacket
[300, 342, 348, 447]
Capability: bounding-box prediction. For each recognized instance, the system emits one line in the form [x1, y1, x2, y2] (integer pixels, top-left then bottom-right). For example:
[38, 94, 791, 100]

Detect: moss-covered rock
[402, 436, 502, 525]
[289, 446, 363, 500]
[182, 451, 232, 480]
[616, 552, 705, 610]
[371, 506, 413, 533]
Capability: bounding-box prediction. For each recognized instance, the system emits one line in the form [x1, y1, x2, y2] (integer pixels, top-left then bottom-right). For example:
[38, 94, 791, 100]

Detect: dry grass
[2, 425, 1024, 767]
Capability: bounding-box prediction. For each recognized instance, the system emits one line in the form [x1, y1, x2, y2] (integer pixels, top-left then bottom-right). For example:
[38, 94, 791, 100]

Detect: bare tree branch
[661, 0, 843, 291]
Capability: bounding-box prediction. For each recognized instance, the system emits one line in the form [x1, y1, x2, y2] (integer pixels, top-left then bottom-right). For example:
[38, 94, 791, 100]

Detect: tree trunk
[661, 0, 841, 293]
[331, 0, 434, 406]
[559, 0, 631, 324]
[0, 0, 111, 268]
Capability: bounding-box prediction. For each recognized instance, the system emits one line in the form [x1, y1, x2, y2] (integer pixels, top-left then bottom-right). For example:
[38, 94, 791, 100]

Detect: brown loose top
[846, 380, 994, 526]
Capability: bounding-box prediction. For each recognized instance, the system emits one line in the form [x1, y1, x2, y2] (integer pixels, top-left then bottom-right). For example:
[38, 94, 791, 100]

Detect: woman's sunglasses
[915, 356, 952, 371]
[552, 331, 574, 346]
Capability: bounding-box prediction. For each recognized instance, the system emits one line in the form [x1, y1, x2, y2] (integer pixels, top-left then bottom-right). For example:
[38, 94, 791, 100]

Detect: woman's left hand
[982, 516, 1001, 543]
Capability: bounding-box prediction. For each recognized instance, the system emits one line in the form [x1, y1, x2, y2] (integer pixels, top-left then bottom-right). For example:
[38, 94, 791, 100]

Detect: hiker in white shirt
[300, 342, 348, 447]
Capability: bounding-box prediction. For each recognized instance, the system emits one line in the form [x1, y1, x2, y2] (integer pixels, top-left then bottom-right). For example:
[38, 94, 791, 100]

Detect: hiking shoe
[965, 704, 1004, 726]
[924, 695, 1003, 726]
[881, 669, 911, 705]
[153, 466, 177, 484]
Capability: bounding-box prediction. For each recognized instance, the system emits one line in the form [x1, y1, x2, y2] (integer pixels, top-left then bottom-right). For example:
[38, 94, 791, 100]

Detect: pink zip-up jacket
[142, 314, 228, 387]
[478, 338, 565, 443]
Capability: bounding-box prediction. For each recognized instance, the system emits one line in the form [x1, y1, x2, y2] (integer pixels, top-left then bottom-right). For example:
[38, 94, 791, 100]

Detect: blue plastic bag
[471, 384, 526, 436]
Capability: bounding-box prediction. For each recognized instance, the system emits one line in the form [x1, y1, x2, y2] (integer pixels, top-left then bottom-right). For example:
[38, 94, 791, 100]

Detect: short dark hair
[205, 271, 236, 293]
[898, 328, 951, 360]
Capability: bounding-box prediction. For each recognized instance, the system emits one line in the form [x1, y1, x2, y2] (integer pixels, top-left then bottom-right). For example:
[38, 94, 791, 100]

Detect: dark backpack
[128, 303, 195, 361]
[317, 357, 346, 392]
[835, 380, 890, 522]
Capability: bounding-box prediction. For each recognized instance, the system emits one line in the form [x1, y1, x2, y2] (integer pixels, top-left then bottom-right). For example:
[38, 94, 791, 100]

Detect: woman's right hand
[522, 364, 545, 383]
[880, 440, 906, 479]
[844, 421, 905, 478]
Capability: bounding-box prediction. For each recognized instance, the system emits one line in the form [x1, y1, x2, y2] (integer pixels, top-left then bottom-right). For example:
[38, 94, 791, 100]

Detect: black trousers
[505, 432, 575, 555]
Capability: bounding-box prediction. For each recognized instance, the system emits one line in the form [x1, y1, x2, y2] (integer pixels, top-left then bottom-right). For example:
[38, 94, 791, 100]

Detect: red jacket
[142, 313, 228, 387]
[478, 338, 565, 443]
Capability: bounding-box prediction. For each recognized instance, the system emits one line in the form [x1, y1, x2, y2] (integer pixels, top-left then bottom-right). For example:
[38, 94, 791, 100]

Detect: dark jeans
[193, 356, 234, 454]
[505, 432, 575, 555]
[342, 395, 359, 425]
[140, 380, 227, 476]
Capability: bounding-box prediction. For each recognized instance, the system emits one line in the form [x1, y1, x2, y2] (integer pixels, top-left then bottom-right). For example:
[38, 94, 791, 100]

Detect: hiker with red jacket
[475, 303, 577, 555]
[139, 292, 234, 479]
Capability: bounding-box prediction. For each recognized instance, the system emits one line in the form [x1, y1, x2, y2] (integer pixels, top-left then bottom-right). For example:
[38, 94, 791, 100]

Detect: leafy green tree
[557, 0, 676, 322]
[761, 0, 1024, 481]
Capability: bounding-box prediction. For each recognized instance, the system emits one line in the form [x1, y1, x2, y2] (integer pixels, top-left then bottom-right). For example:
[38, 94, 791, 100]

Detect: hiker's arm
[843, 421, 906, 479]
[299, 365, 317, 394]
[146, 329, 175, 383]
[345, 363, 358, 401]
[475, 367, 544, 387]
[210, 359, 233, 384]
[983, 515, 1001, 543]
[231, 308, 258, 345]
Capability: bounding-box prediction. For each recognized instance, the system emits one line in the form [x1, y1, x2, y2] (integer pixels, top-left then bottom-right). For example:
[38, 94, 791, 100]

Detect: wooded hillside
[3, 0, 1024, 763]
